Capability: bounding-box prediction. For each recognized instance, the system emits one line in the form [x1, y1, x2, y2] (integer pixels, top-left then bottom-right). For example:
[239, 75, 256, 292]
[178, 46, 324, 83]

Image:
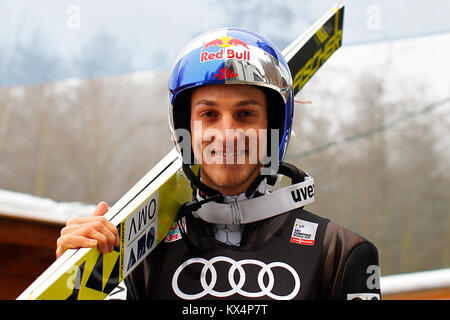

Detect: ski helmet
[168, 27, 294, 195]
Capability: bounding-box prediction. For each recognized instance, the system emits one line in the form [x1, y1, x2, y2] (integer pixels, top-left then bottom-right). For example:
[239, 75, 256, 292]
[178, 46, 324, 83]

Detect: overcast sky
[1, 0, 450, 86]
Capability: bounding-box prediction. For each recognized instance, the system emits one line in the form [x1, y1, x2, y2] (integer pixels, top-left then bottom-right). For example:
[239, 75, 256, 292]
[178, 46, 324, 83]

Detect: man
[56, 28, 381, 300]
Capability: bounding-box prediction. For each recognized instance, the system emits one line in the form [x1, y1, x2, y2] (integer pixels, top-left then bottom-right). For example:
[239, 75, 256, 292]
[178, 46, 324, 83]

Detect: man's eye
[238, 110, 255, 117]
[201, 111, 217, 118]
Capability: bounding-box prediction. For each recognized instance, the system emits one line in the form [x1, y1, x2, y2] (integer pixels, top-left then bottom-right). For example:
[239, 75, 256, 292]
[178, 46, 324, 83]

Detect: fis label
[164, 217, 186, 243]
[290, 218, 318, 246]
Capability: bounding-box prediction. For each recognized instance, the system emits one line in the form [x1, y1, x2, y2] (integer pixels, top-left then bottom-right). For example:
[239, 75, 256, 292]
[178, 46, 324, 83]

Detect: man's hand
[56, 202, 120, 258]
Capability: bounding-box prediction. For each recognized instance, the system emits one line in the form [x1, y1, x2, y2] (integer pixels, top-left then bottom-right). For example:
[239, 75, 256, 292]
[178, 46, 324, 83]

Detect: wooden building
[0, 189, 94, 300]
[0, 215, 62, 299]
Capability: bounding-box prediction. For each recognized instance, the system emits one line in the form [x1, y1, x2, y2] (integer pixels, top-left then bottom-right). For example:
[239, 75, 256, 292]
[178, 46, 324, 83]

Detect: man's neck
[198, 166, 262, 196]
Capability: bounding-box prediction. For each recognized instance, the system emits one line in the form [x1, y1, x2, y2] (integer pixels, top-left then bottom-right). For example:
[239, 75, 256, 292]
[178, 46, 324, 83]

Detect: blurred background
[0, 0, 449, 299]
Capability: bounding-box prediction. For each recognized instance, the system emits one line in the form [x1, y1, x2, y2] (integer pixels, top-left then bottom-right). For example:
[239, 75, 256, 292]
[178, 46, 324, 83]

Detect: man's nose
[217, 114, 249, 152]
[218, 113, 243, 142]
[218, 113, 239, 132]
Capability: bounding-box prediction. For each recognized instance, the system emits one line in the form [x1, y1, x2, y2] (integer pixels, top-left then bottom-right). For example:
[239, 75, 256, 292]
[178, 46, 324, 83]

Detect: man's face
[190, 84, 268, 196]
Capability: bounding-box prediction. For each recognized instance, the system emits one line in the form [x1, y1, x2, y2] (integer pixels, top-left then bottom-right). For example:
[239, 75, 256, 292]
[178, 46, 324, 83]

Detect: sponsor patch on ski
[165, 217, 186, 243]
[290, 218, 318, 245]
[121, 191, 159, 278]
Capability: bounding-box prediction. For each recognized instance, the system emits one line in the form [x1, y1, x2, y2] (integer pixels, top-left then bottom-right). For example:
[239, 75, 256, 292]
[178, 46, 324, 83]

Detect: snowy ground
[0, 188, 94, 224]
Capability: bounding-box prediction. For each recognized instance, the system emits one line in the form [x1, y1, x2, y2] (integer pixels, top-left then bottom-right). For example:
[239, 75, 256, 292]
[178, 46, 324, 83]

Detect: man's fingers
[61, 222, 117, 252]
[81, 228, 111, 254]
[57, 227, 112, 256]
[93, 201, 109, 217]
[56, 201, 120, 259]
[64, 216, 119, 245]
[56, 235, 97, 258]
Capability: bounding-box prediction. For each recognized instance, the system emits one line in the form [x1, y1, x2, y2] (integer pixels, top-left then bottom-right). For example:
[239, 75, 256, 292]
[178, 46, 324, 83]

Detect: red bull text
[200, 36, 250, 63]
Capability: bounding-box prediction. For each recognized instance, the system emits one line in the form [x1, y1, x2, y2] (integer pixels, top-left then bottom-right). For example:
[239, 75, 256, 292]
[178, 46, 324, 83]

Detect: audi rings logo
[172, 256, 300, 300]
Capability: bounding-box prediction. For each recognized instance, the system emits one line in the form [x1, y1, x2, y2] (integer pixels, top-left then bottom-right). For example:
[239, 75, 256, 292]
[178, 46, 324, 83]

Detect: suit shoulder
[294, 208, 330, 225]
[324, 221, 376, 249]
[319, 220, 380, 299]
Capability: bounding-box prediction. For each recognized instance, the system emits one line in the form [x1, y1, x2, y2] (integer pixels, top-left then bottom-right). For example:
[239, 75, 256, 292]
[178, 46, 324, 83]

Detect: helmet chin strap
[179, 162, 315, 225]
[181, 162, 266, 200]
[182, 162, 223, 198]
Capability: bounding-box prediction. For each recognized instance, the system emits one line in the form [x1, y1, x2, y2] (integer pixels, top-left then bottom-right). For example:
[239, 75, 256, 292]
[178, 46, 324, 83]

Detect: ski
[285, 2, 344, 95]
[17, 2, 344, 300]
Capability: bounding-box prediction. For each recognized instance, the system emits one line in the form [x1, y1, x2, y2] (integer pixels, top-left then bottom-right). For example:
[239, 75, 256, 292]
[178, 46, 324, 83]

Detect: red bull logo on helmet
[202, 36, 249, 50]
[200, 36, 250, 63]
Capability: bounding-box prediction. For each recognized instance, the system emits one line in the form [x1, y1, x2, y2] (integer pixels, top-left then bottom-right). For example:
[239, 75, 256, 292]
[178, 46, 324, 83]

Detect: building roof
[0, 189, 95, 225]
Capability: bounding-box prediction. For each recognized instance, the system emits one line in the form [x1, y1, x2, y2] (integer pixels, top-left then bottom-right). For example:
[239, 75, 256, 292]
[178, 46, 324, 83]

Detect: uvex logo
[291, 185, 314, 203]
